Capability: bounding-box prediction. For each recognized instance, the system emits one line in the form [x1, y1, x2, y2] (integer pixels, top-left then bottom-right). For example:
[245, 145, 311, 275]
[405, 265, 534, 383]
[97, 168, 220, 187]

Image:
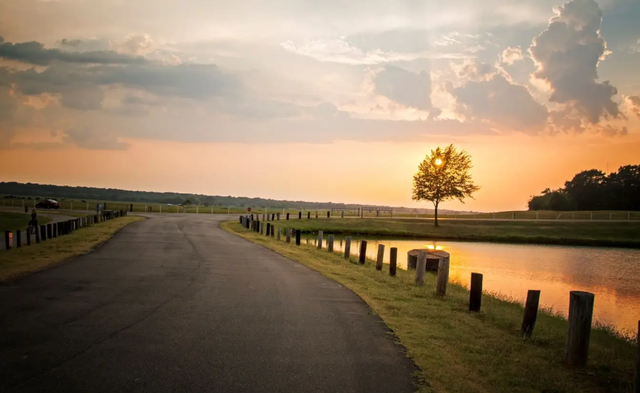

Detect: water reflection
[308, 236, 640, 333]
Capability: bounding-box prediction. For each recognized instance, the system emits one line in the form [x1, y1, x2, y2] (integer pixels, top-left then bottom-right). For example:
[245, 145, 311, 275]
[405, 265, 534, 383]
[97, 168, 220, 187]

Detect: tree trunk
[434, 201, 439, 227]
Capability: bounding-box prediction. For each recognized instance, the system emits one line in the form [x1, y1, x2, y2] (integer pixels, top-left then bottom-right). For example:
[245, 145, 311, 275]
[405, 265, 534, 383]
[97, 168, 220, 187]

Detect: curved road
[0, 214, 417, 392]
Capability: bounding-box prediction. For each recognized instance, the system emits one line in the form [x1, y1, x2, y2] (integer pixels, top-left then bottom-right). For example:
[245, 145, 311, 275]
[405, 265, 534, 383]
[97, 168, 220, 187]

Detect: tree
[412, 144, 480, 226]
[564, 169, 608, 210]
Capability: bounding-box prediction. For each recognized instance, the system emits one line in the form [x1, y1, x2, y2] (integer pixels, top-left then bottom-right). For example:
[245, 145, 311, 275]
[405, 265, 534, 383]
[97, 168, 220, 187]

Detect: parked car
[35, 199, 61, 209]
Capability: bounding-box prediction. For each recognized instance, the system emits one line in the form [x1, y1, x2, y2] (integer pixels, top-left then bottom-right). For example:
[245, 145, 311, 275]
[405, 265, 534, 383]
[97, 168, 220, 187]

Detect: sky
[0, 0, 639, 212]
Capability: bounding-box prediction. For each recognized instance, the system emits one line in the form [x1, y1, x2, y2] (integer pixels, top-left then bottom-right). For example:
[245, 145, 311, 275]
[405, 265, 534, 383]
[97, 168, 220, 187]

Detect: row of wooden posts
[3, 210, 128, 251]
[240, 214, 640, 381]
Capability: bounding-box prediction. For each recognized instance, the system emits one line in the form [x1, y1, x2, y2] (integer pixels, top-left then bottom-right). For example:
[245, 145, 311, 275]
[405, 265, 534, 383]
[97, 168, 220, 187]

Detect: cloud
[60, 38, 82, 47]
[451, 59, 494, 80]
[62, 126, 128, 150]
[624, 95, 640, 117]
[500, 46, 524, 65]
[450, 73, 548, 133]
[110, 34, 156, 55]
[529, 0, 620, 124]
[0, 37, 147, 66]
[373, 66, 432, 110]
[280, 38, 468, 65]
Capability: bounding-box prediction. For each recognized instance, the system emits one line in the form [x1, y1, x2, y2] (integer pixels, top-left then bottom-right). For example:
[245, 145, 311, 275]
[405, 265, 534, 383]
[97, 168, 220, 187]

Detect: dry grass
[0, 216, 144, 282]
[223, 221, 637, 393]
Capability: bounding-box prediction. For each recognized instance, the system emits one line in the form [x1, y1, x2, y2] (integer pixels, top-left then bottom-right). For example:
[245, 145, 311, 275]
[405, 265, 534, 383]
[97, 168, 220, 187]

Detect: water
[305, 237, 640, 334]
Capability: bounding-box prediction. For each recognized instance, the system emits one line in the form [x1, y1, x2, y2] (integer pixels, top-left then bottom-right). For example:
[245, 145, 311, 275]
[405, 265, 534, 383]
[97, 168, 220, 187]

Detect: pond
[303, 236, 640, 334]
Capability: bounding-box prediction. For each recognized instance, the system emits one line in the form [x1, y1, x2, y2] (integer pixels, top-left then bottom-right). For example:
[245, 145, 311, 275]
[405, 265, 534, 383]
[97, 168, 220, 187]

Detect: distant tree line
[0, 182, 438, 212]
[528, 165, 640, 211]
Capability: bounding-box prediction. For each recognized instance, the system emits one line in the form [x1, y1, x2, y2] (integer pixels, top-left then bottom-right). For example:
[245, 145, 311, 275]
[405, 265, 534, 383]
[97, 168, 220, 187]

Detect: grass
[0, 216, 144, 282]
[223, 221, 637, 393]
[0, 212, 52, 232]
[273, 218, 640, 248]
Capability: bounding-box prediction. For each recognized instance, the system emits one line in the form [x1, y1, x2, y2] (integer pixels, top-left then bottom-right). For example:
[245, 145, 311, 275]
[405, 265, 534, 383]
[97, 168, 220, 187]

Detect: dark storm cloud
[0, 37, 146, 65]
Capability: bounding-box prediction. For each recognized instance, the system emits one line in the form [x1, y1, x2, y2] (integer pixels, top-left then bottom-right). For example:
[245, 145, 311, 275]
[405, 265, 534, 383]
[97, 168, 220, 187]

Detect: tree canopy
[528, 165, 640, 211]
[412, 144, 480, 226]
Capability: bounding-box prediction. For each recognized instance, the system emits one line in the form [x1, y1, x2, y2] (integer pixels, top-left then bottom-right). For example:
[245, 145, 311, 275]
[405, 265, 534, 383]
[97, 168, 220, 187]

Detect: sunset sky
[1, 0, 639, 211]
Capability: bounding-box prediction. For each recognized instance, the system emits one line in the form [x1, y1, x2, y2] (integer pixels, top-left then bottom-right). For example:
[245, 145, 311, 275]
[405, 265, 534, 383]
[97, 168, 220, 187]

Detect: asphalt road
[0, 214, 417, 393]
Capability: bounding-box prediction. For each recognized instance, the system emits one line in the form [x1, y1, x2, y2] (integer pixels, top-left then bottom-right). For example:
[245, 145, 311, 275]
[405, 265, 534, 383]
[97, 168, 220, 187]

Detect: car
[35, 199, 61, 209]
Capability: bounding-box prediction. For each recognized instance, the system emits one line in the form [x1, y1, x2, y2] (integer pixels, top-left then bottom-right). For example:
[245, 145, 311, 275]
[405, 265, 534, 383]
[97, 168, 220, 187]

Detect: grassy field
[0, 212, 52, 232]
[223, 221, 637, 393]
[273, 218, 640, 248]
[0, 216, 144, 282]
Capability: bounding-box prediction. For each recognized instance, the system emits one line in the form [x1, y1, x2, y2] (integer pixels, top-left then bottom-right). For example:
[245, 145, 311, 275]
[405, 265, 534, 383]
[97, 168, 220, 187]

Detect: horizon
[1, 0, 639, 211]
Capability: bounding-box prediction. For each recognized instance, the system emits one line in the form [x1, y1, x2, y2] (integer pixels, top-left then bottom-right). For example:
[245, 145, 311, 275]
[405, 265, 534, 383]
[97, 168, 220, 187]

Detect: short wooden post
[327, 211, 330, 218]
[317, 231, 323, 249]
[4, 231, 10, 250]
[521, 290, 541, 338]
[341, 211, 344, 218]
[344, 236, 351, 259]
[47, 224, 52, 239]
[16, 230, 21, 248]
[565, 291, 595, 367]
[277, 228, 281, 240]
[358, 240, 367, 264]
[298, 212, 302, 219]
[469, 273, 483, 311]
[295, 230, 301, 246]
[315, 211, 318, 219]
[635, 320, 639, 393]
[307, 212, 311, 219]
[436, 256, 450, 296]
[415, 252, 426, 286]
[389, 247, 397, 276]
[40, 225, 47, 241]
[286, 229, 292, 243]
[376, 244, 385, 270]
[270, 224, 274, 237]
[266, 223, 271, 236]
[260, 222, 264, 235]
[277, 213, 280, 220]
[286, 213, 290, 220]
[327, 235, 334, 252]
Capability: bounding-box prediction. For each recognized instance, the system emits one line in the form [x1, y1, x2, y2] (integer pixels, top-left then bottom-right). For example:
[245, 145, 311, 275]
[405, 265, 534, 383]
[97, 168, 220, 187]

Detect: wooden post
[40, 225, 47, 241]
[47, 224, 52, 239]
[295, 230, 301, 246]
[327, 211, 330, 218]
[277, 228, 281, 240]
[316, 211, 318, 219]
[389, 247, 397, 276]
[260, 222, 264, 235]
[635, 320, 639, 393]
[317, 231, 323, 249]
[4, 231, 10, 250]
[270, 224, 274, 237]
[565, 291, 595, 367]
[298, 212, 302, 219]
[286, 213, 290, 220]
[286, 229, 292, 243]
[341, 211, 344, 218]
[327, 235, 334, 252]
[376, 244, 385, 271]
[344, 236, 351, 259]
[436, 256, 450, 296]
[469, 273, 483, 312]
[26, 228, 31, 246]
[16, 230, 21, 248]
[266, 223, 271, 236]
[308, 212, 311, 219]
[415, 252, 426, 286]
[521, 290, 541, 338]
[358, 240, 367, 264]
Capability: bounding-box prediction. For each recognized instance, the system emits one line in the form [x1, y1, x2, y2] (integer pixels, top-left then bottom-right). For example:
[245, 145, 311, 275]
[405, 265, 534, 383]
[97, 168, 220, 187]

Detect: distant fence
[2, 210, 128, 252]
